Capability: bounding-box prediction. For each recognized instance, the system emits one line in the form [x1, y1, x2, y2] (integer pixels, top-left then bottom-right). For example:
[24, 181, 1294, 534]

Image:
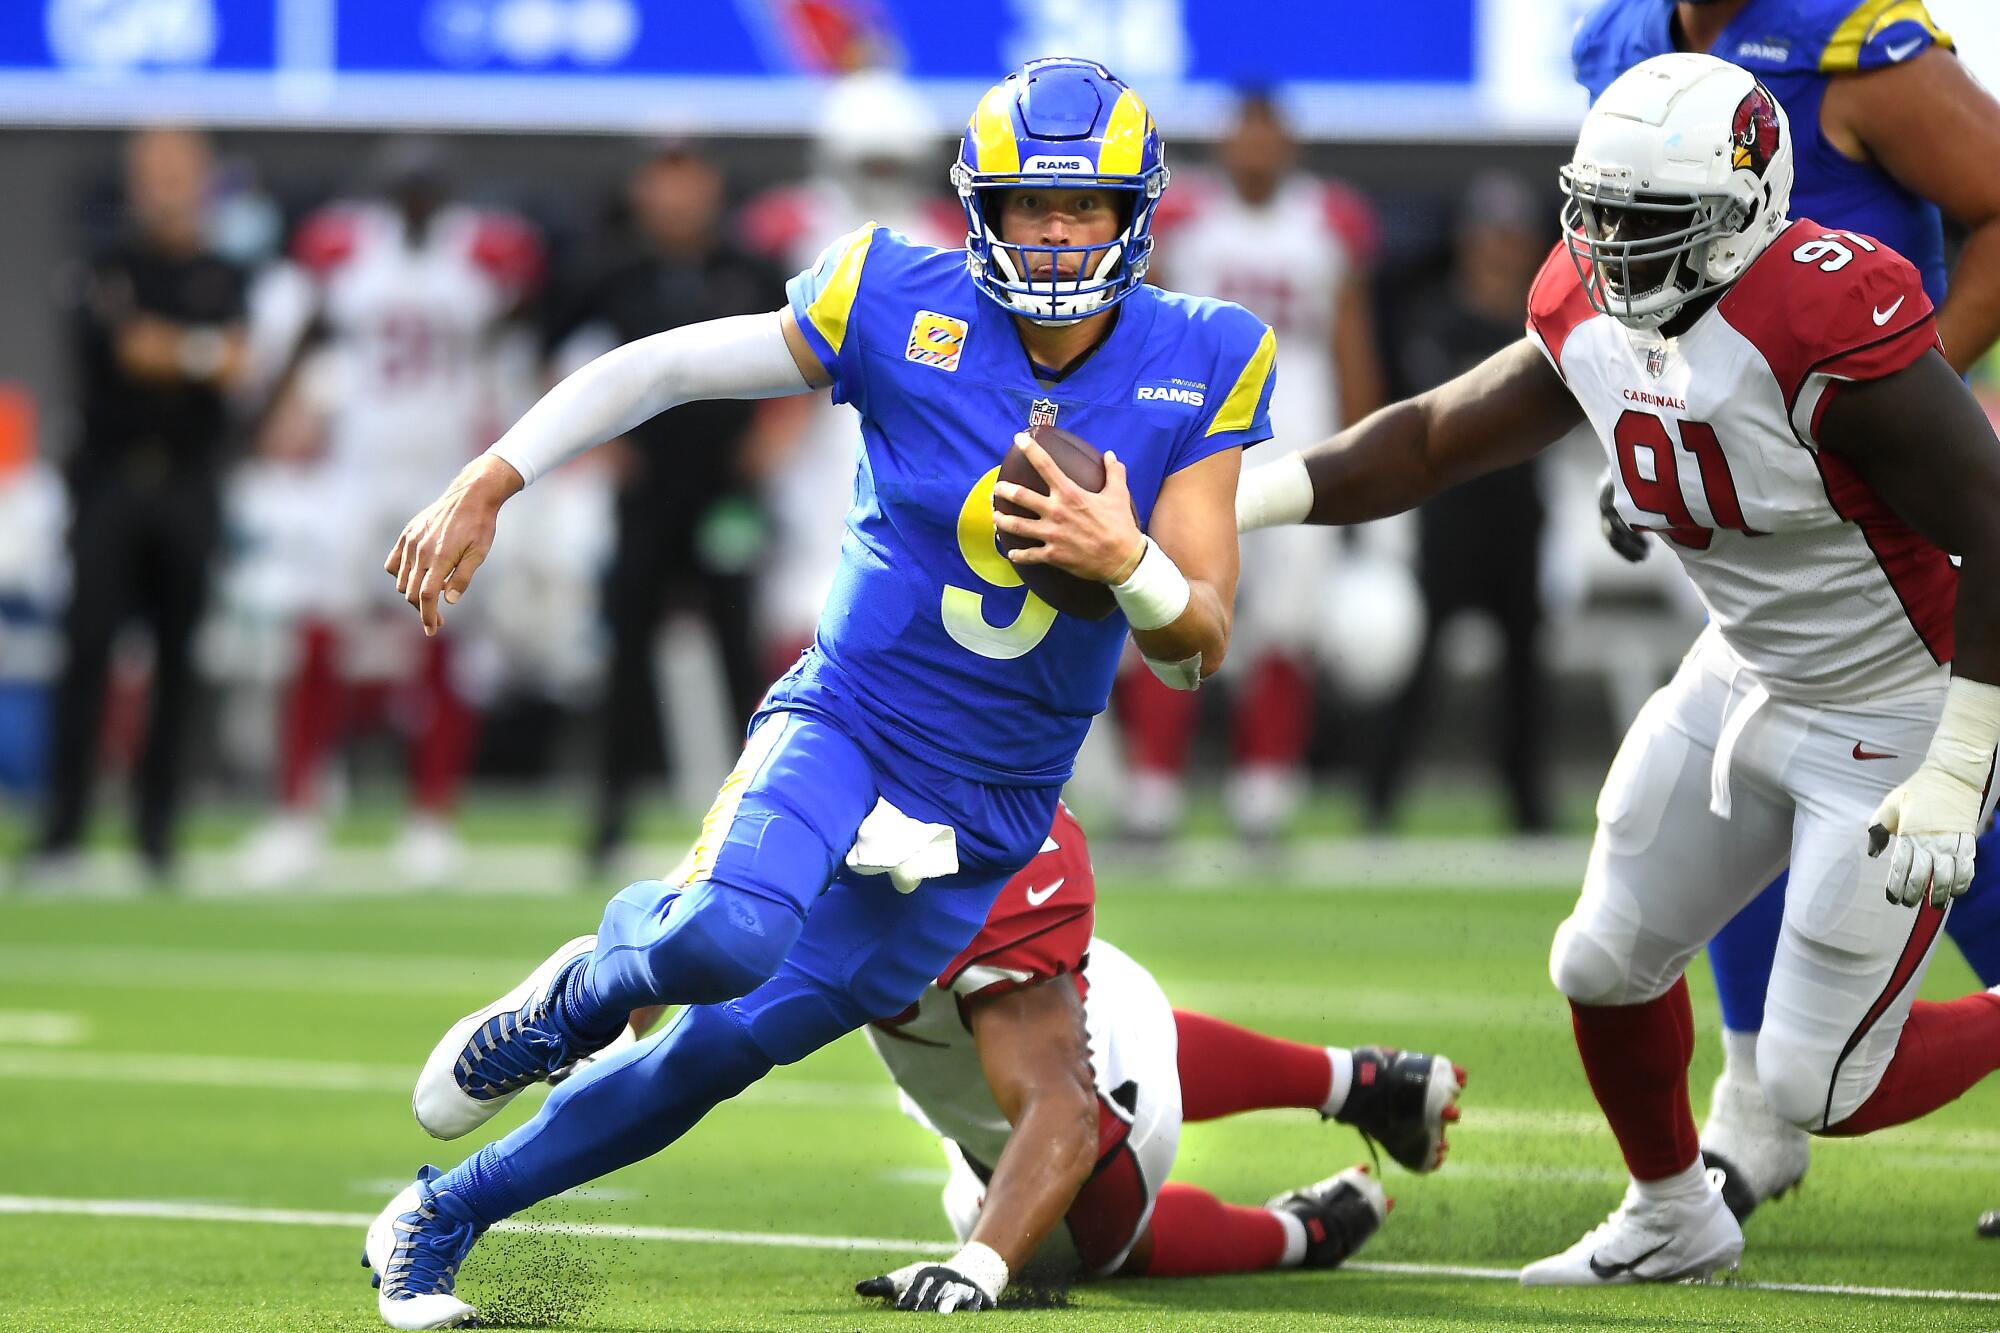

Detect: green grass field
[3, 839, 1999, 1331]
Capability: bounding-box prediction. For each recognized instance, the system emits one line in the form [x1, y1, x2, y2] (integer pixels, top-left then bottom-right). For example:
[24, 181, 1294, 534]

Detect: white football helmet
[1561, 52, 1793, 329]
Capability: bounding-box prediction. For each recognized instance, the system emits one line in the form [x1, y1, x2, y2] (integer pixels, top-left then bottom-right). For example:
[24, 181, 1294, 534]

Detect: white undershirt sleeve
[488, 310, 813, 486]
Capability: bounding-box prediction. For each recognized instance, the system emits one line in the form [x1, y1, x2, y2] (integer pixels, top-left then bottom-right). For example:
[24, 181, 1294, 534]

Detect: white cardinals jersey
[863, 805, 1179, 1185]
[1162, 171, 1371, 440]
[1527, 218, 1952, 703]
[291, 202, 541, 480]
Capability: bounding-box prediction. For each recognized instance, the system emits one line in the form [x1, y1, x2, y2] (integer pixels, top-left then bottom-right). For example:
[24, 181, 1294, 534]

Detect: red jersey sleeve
[1524, 240, 1595, 380]
[940, 804, 1096, 1000]
[468, 212, 545, 301]
[1718, 219, 1940, 443]
[290, 206, 359, 277]
[1321, 179, 1380, 267]
[738, 186, 817, 261]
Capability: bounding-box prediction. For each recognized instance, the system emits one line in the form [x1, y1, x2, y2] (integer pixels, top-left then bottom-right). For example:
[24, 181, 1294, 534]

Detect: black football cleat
[1266, 1165, 1390, 1269]
[1333, 1046, 1466, 1174]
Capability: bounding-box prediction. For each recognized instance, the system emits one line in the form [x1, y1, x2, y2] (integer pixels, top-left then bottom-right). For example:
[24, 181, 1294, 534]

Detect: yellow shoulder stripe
[1205, 325, 1277, 438]
[1821, 0, 1951, 72]
[806, 223, 877, 356]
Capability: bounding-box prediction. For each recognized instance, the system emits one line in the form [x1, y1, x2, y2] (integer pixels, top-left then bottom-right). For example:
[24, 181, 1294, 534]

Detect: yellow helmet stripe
[1098, 90, 1152, 177]
[971, 84, 1022, 175]
[1205, 326, 1277, 438]
[1821, 0, 1951, 71]
[806, 223, 876, 356]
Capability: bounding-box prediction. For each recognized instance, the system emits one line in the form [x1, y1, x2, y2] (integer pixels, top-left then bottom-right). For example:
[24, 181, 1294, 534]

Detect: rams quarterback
[362, 57, 1275, 1329]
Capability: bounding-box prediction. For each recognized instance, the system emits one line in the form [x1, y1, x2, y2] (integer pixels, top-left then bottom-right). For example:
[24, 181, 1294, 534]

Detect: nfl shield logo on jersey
[1029, 397, 1060, 429]
[1645, 344, 1668, 377]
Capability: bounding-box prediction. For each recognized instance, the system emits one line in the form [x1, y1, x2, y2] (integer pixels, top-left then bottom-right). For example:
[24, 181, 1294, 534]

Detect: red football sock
[1822, 990, 2000, 1136]
[1115, 664, 1198, 774]
[1570, 977, 1701, 1181]
[410, 638, 477, 813]
[277, 621, 344, 808]
[1174, 1010, 1332, 1122]
[1137, 1183, 1289, 1276]
[1233, 653, 1312, 767]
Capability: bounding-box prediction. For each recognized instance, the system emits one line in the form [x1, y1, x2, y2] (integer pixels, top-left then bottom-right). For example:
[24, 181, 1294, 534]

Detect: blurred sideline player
[584, 803, 1464, 1310]
[1239, 53, 2000, 1284]
[1116, 92, 1387, 844]
[239, 141, 541, 886]
[740, 70, 963, 674]
[363, 58, 1271, 1329]
[1574, 0, 2000, 1221]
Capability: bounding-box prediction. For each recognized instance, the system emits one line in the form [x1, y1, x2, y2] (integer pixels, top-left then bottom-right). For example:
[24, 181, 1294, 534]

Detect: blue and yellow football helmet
[952, 57, 1169, 323]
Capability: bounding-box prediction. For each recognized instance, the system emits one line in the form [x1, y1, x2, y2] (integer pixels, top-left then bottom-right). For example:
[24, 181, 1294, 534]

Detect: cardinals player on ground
[1237, 52, 2000, 1284]
[585, 804, 1464, 1311]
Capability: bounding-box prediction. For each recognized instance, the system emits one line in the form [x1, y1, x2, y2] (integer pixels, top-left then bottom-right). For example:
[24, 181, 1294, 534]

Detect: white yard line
[0, 836, 1593, 898]
[0, 1010, 88, 1046]
[2, 1194, 1996, 1303]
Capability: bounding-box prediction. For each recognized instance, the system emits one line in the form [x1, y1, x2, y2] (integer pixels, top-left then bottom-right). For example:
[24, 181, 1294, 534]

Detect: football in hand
[994, 424, 1122, 621]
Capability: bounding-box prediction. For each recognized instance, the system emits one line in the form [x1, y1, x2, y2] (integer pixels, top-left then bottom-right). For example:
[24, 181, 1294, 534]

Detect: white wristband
[1111, 537, 1190, 631]
[1928, 677, 2000, 788]
[948, 1241, 1010, 1301]
[1236, 451, 1314, 532]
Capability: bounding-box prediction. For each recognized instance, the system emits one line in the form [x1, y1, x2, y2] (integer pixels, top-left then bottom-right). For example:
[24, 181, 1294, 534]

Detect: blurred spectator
[1123, 91, 1388, 843]
[543, 140, 787, 873]
[24, 128, 248, 883]
[740, 69, 960, 673]
[237, 139, 542, 886]
[0, 389, 66, 801]
[1365, 173, 1553, 833]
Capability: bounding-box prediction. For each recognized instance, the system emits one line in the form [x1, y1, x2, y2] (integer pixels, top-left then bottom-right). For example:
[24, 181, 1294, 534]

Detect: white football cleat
[1700, 1069, 1809, 1221]
[362, 1166, 480, 1329]
[413, 934, 603, 1140]
[1519, 1181, 1742, 1286]
[237, 811, 327, 888]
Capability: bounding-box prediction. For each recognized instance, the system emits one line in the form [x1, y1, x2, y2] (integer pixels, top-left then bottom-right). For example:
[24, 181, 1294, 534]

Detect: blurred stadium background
[10, 4, 2000, 1331]
[2, 0, 1998, 891]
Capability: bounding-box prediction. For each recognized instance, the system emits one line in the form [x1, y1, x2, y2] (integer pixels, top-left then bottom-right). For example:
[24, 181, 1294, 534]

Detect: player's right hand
[1598, 471, 1650, 563]
[385, 454, 523, 636]
[1869, 763, 1982, 908]
[856, 1263, 994, 1314]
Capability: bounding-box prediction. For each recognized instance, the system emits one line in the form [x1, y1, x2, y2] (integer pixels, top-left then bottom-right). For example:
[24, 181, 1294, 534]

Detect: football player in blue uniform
[357, 57, 1275, 1328]
[1573, 0, 2000, 1223]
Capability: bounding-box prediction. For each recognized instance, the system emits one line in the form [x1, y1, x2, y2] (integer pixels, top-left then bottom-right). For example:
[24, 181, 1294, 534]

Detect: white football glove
[856, 1242, 1008, 1313]
[1869, 679, 2000, 909]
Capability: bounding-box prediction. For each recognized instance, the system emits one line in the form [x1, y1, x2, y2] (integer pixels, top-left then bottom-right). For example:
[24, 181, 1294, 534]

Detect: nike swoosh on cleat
[1872, 295, 1906, 326]
[1024, 877, 1064, 906]
[1852, 742, 1898, 761]
[1587, 1239, 1672, 1281]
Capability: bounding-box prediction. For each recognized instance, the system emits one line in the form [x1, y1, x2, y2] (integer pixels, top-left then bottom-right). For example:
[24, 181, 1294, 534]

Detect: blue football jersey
[776, 223, 1275, 788]
[1572, 0, 1953, 305]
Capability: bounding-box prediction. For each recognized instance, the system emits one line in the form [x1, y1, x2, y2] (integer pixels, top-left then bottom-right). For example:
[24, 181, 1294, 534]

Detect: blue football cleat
[414, 934, 607, 1139]
[362, 1165, 482, 1329]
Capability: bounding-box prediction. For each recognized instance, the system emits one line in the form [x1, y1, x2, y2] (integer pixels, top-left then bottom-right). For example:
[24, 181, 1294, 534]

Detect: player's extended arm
[1235, 338, 1581, 532]
[1816, 349, 2000, 905]
[386, 307, 825, 634]
[994, 441, 1241, 685]
[1825, 48, 2000, 373]
[856, 976, 1098, 1312]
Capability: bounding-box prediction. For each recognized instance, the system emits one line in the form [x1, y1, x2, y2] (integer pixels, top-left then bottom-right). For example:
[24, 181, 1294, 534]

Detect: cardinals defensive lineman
[1237, 52, 2000, 1283]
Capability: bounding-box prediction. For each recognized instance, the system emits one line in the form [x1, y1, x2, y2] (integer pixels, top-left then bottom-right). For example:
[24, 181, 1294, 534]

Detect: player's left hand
[856, 1261, 994, 1313]
[994, 433, 1145, 584]
[1868, 764, 1983, 908]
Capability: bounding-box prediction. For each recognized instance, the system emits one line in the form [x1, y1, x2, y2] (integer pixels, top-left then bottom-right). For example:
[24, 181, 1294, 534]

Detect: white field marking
[0, 1195, 947, 1254]
[0, 1011, 88, 1046]
[1169, 981, 1566, 1028]
[877, 1167, 951, 1186]
[12, 1046, 1999, 1156]
[0, 837, 1590, 899]
[3, 1194, 1998, 1304]
[0, 1048, 893, 1109]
